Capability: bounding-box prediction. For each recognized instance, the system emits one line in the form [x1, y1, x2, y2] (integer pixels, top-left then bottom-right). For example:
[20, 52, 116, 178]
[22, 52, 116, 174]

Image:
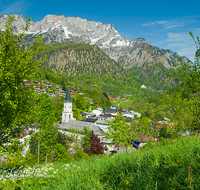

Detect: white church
[59, 87, 105, 137]
[61, 87, 74, 123]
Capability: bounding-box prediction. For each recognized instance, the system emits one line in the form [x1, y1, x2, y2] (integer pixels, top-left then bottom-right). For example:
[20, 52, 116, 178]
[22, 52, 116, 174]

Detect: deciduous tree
[168, 32, 200, 139]
[0, 15, 45, 145]
[105, 114, 134, 151]
[84, 131, 105, 155]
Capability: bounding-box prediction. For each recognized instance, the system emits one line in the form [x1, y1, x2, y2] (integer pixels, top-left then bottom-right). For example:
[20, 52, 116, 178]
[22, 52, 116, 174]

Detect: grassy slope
[1, 136, 200, 189]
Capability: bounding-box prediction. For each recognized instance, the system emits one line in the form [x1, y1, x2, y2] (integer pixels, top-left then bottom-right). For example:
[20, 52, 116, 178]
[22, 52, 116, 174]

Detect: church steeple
[62, 86, 73, 123]
[64, 87, 72, 103]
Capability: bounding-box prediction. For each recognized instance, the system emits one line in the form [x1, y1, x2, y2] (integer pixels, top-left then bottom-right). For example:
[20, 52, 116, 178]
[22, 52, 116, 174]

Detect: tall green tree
[105, 114, 134, 152]
[37, 102, 58, 163]
[168, 32, 200, 138]
[0, 15, 44, 145]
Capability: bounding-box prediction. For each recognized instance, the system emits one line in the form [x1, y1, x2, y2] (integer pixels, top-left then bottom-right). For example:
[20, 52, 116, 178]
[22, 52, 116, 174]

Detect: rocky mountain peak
[0, 14, 191, 69]
[0, 14, 26, 33]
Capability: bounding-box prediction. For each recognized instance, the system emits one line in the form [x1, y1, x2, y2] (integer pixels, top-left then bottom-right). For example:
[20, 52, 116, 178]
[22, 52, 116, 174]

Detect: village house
[110, 98, 116, 102]
[34, 81, 40, 85]
[104, 108, 117, 115]
[78, 91, 84, 95]
[130, 111, 141, 118]
[141, 84, 147, 89]
[99, 113, 114, 118]
[56, 85, 61, 90]
[43, 82, 53, 86]
[81, 112, 96, 118]
[119, 109, 134, 119]
[91, 108, 103, 116]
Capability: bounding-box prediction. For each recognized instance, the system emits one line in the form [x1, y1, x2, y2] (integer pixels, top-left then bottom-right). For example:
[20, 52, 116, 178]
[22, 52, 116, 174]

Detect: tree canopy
[167, 32, 200, 138]
[0, 15, 45, 145]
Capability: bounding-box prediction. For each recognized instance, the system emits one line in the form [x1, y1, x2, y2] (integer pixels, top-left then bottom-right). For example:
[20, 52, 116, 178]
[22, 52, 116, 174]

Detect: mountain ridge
[0, 14, 191, 70]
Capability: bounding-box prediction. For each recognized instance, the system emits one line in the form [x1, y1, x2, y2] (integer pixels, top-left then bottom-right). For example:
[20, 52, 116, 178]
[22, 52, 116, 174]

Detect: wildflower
[125, 180, 129, 185]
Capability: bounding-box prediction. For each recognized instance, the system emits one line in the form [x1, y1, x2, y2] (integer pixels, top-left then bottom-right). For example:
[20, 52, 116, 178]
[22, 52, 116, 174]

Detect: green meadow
[1, 135, 200, 190]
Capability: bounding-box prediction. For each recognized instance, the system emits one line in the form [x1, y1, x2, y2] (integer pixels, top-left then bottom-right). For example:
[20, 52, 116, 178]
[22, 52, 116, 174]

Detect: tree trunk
[197, 130, 200, 140]
[45, 153, 47, 164]
[38, 141, 40, 165]
[195, 103, 200, 140]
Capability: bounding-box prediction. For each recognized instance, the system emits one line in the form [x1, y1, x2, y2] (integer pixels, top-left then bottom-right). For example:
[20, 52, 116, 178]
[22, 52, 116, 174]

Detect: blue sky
[1, 0, 200, 62]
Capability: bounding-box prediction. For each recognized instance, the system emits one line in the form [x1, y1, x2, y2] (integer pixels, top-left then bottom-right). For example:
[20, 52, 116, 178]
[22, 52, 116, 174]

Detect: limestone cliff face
[0, 14, 191, 70]
[104, 40, 189, 69]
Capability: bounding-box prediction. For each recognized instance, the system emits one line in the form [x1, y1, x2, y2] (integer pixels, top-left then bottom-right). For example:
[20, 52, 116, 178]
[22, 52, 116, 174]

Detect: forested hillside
[37, 42, 160, 97]
[43, 43, 128, 76]
[39, 42, 179, 93]
[129, 63, 177, 91]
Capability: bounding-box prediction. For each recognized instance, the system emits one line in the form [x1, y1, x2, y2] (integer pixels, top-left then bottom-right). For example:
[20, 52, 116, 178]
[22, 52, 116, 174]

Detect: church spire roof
[64, 87, 72, 103]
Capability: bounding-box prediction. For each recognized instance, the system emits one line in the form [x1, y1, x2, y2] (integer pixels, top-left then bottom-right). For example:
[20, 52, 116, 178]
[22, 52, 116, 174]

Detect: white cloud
[143, 20, 185, 29]
[167, 32, 191, 42]
[0, 0, 31, 15]
[142, 21, 157, 26]
[165, 32, 196, 61]
[143, 16, 200, 30]
[142, 16, 200, 62]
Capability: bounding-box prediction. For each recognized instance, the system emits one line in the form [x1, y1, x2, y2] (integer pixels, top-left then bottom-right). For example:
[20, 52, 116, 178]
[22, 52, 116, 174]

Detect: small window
[69, 115, 71, 119]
